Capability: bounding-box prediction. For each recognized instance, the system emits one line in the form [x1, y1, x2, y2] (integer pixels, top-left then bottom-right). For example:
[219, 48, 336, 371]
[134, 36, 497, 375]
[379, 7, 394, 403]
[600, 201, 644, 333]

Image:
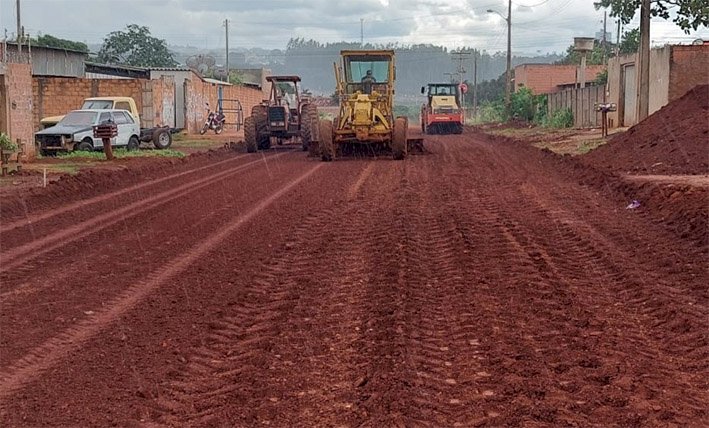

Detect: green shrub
[0, 133, 18, 151]
[544, 108, 574, 128]
[477, 100, 506, 123]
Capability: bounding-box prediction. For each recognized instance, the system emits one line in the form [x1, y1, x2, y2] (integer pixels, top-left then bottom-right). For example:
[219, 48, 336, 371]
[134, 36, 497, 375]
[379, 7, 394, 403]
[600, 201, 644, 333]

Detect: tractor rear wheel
[319, 119, 334, 162]
[252, 105, 268, 147]
[392, 117, 408, 160]
[244, 116, 257, 153]
[300, 103, 318, 151]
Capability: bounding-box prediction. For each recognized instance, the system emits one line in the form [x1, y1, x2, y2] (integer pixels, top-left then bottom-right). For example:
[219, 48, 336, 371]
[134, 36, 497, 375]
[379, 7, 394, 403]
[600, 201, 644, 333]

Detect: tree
[619, 27, 640, 54]
[31, 34, 89, 53]
[97, 24, 177, 67]
[594, 0, 708, 33]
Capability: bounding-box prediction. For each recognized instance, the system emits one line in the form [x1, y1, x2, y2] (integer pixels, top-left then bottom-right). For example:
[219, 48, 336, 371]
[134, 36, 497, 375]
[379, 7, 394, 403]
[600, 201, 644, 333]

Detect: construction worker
[361, 70, 376, 94]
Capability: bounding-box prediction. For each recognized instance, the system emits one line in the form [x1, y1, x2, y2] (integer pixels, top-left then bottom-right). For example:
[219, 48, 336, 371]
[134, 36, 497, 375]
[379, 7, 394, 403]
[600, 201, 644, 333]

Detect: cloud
[0, 0, 705, 54]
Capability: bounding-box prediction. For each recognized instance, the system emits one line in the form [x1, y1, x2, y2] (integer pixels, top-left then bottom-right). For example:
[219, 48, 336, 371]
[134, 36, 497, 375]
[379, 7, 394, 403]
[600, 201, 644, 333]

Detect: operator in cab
[361, 70, 376, 94]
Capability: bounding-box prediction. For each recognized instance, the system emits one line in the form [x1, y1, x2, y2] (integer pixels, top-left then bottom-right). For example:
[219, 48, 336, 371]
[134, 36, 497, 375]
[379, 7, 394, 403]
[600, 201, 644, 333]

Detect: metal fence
[547, 85, 605, 128]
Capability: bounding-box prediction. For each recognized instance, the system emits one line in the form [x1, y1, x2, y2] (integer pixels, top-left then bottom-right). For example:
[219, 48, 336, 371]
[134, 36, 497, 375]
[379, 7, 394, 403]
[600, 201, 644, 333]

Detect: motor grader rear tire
[244, 116, 258, 153]
[319, 119, 334, 162]
[392, 117, 408, 160]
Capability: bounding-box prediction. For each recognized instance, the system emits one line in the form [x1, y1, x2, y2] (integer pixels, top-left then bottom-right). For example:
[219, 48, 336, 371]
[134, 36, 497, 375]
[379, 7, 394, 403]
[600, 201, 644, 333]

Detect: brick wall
[669, 45, 709, 102]
[33, 77, 143, 130]
[1, 64, 35, 158]
[515, 64, 606, 94]
[184, 77, 265, 134]
[31, 76, 179, 130]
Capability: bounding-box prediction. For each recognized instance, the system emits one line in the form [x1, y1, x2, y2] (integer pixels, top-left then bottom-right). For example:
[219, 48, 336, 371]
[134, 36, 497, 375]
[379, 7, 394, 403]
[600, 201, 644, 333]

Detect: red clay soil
[0, 131, 706, 427]
[583, 84, 709, 175]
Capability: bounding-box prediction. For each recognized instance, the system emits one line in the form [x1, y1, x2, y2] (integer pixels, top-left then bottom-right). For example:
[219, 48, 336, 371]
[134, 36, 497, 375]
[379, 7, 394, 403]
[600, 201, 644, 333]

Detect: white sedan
[35, 109, 141, 155]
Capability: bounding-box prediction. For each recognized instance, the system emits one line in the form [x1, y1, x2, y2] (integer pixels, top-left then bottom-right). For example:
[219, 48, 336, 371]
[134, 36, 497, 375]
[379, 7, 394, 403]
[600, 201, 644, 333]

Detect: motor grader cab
[317, 50, 412, 161]
[420, 83, 464, 134]
[244, 75, 318, 153]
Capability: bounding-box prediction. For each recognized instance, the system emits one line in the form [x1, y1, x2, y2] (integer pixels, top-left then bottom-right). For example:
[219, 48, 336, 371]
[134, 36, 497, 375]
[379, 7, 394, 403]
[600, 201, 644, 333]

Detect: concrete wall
[0, 63, 35, 158]
[607, 44, 707, 128]
[150, 70, 192, 129]
[648, 46, 671, 116]
[141, 77, 176, 128]
[184, 77, 265, 134]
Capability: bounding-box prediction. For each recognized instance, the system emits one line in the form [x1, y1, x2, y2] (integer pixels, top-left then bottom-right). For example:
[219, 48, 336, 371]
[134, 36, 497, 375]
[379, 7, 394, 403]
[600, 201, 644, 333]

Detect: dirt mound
[584, 85, 709, 175]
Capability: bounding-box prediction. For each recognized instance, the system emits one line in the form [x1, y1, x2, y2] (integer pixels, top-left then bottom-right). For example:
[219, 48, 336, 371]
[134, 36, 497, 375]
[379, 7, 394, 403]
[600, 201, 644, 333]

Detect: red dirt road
[0, 131, 706, 427]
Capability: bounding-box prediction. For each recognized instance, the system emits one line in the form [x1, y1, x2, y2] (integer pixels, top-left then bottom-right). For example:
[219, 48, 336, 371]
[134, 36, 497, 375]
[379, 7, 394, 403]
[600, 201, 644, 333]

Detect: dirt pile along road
[0, 131, 706, 427]
[583, 84, 709, 175]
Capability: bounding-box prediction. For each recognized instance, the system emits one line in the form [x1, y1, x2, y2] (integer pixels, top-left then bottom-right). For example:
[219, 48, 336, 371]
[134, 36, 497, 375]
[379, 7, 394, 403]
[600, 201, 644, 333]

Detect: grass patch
[35, 163, 82, 175]
[172, 139, 222, 149]
[56, 148, 185, 160]
[577, 139, 606, 154]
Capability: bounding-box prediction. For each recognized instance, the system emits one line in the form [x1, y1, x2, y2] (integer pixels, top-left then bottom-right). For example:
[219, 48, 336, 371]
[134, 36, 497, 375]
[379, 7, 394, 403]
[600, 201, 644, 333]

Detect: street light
[488, 0, 512, 116]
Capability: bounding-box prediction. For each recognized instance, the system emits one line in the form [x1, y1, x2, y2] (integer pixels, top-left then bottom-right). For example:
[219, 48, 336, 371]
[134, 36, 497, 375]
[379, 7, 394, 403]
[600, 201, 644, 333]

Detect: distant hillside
[91, 39, 563, 98]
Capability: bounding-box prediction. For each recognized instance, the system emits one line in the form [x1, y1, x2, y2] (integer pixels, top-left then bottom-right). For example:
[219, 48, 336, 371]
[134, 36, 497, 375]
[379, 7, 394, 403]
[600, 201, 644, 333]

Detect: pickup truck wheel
[127, 136, 140, 151]
[76, 139, 94, 152]
[152, 128, 172, 149]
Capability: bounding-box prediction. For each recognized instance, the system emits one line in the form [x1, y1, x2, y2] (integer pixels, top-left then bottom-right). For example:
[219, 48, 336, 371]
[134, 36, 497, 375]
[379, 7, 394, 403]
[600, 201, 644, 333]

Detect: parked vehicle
[243, 75, 318, 153]
[317, 50, 422, 161]
[199, 103, 226, 135]
[35, 109, 141, 155]
[420, 83, 464, 134]
[39, 96, 174, 149]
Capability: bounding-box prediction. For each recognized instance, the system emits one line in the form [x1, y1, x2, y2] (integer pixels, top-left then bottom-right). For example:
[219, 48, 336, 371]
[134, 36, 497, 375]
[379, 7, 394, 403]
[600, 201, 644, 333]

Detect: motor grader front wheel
[319, 119, 335, 162]
[392, 117, 408, 160]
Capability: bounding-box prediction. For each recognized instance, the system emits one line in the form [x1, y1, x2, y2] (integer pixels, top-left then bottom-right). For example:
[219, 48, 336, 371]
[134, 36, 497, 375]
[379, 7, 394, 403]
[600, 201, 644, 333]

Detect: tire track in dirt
[148, 161, 381, 426]
[500, 185, 708, 424]
[435, 135, 707, 426]
[0, 153, 286, 272]
[0, 154, 250, 233]
[0, 163, 322, 402]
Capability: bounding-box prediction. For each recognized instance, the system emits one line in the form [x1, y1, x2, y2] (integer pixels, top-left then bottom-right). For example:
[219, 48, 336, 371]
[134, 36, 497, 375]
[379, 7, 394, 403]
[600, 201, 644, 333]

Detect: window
[99, 112, 112, 124]
[346, 56, 390, 83]
[113, 112, 129, 124]
[114, 102, 131, 112]
[60, 111, 98, 126]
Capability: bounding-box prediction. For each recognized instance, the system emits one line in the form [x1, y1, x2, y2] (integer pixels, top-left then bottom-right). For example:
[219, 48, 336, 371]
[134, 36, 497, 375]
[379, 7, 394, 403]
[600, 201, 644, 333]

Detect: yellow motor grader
[317, 50, 420, 161]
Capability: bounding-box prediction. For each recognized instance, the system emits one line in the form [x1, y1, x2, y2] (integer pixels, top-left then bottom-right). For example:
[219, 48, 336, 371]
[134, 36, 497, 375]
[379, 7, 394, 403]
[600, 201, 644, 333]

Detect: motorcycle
[200, 102, 226, 135]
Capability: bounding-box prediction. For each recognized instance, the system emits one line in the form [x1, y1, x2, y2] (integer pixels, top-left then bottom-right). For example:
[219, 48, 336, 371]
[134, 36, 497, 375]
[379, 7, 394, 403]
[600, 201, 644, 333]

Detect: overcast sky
[1, 0, 706, 55]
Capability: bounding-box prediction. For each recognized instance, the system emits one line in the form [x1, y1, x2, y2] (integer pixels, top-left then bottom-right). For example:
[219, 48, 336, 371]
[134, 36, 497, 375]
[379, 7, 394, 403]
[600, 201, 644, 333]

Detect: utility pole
[637, 0, 650, 121]
[616, 20, 621, 56]
[360, 18, 364, 47]
[16, 0, 22, 51]
[451, 50, 470, 83]
[473, 50, 478, 119]
[506, 0, 512, 113]
[224, 19, 230, 83]
[488, 2, 512, 115]
[602, 10, 607, 65]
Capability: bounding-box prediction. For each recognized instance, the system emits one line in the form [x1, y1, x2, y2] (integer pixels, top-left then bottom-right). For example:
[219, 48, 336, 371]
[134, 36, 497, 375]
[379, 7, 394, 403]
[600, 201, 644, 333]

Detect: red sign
[459, 83, 468, 94]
